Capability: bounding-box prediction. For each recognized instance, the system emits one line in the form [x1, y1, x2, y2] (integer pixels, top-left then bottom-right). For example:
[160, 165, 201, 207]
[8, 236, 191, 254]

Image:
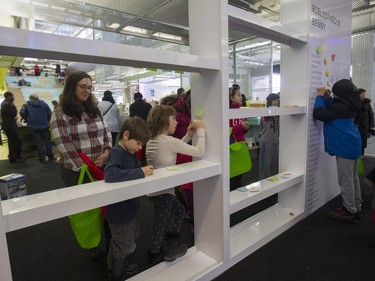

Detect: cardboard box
[0, 173, 26, 200]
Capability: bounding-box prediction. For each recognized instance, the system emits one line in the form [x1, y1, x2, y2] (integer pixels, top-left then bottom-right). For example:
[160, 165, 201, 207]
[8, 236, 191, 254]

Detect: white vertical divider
[189, 0, 230, 261]
[0, 200, 12, 281]
[278, 0, 309, 212]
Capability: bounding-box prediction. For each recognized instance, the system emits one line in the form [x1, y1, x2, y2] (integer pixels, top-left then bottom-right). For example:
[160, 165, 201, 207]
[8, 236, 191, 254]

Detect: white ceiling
[0, 0, 374, 76]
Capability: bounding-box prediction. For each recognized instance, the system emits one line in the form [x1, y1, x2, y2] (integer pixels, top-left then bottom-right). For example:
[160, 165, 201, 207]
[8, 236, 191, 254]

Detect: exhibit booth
[0, 0, 354, 280]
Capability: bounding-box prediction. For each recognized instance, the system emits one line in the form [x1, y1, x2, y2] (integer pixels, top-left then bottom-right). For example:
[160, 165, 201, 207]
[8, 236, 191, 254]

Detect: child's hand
[187, 121, 197, 137]
[94, 150, 110, 167]
[317, 87, 326, 96]
[323, 89, 332, 99]
[192, 120, 205, 129]
[142, 165, 154, 176]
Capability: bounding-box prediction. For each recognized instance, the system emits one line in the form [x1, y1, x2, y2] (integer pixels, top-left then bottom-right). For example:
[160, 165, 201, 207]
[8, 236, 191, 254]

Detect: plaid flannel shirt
[50, 107, 112, 171]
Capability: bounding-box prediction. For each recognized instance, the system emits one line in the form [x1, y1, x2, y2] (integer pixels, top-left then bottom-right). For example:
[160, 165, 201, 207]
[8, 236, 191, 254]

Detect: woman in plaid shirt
[50, 71, 112, 187]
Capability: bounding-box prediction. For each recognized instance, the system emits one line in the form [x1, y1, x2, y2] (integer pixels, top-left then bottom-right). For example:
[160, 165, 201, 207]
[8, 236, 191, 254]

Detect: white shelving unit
[230, 171, 304, 214]
[229, 106, 306, 119]
[230, 204, 304, 258]
[2, 161, 220, 233]
[0, 1, 327, 280]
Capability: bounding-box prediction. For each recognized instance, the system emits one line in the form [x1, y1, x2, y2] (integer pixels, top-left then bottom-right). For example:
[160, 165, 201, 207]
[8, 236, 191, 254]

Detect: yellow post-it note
[266, 176, 279, 182]
[195, 107, 204, 119]
[166, 166, 180, 171]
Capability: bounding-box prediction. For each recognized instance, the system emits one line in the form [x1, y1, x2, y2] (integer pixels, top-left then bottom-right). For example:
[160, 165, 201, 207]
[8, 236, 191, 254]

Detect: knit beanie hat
[332, 79, 361, 111]
[266, 93, 279, 101]
[134, 92, 143, 100]
[104, 90, 112, 97]
[332, 79, 357, 97]
[102, 90, 115, 103]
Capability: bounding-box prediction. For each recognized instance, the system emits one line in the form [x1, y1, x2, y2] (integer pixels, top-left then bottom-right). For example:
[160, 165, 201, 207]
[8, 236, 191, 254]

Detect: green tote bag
[68, 164, 104, 249]
[230, 128, 252, 178]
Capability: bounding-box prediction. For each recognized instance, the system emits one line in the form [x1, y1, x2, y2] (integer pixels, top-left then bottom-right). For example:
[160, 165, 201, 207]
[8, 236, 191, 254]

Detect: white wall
[139, 77, 184, 101]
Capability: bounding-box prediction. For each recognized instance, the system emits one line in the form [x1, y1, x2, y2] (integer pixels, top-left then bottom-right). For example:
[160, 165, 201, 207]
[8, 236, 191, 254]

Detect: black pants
[3, 124, 22, 161]
[230, 175, 242, 191]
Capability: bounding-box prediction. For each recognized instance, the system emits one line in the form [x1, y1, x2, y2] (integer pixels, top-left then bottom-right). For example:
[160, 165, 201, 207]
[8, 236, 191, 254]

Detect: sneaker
[329, 207, 357, 223]
[124, 253, 138, 275]
[335, 206, 361, 219]
[363, 177, 375, 189]
[162, 242, 188, 262]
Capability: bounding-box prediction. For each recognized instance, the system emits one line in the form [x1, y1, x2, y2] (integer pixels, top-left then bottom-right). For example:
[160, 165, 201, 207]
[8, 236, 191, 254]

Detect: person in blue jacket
[104, 116, 153, 281]
[20, 94, 54, 163]
[313, 79, 362, 223]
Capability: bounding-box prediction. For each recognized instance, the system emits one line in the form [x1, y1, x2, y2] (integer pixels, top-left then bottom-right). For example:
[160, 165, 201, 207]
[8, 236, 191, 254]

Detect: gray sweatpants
[336, 156, 362, 214]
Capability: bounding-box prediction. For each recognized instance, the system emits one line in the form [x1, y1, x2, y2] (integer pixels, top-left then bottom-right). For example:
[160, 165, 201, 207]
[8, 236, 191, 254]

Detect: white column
[189, 0, 229, 261]
[0, 201, 12, 281]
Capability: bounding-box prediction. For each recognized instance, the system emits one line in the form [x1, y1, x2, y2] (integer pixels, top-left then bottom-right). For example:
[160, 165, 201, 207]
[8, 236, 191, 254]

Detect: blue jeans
[31, 128, 53, 161]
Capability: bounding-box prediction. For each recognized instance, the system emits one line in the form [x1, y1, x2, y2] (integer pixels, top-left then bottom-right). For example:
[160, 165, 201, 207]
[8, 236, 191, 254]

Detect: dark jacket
[104, 145, 144, 224]
[129, 99, 152, 121]
[1, 100, 18, 129]
[313, 95, 361, 159]
[20, 99, 52, 130]
[357, 98, 374, 148]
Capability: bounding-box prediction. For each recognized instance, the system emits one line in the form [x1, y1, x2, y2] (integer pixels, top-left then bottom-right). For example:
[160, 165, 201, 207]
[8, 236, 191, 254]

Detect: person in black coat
[1, 92, 23, 163]
[357, 88, 375, 155]
[129, 92, 152, 121]
[129, 92, 152, 165]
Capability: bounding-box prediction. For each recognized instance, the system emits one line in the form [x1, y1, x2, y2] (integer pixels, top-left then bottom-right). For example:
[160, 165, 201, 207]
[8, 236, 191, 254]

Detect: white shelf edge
[0, 26, 220, 72]
[229, 106, 306, 119]
[128, 247, 219, 281]
[230, 204, 304, 259]
[228, 5, 307, 46]
[2, 160, 220, 232]
[230, 171, 304, 214]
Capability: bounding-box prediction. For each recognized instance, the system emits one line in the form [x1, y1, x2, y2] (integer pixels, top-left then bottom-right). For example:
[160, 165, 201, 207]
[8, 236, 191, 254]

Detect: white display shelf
[229, 106, 306, 119]
[230, 204, 304, 259]
[2, 160, 220, 233]
[230, 171, 304, 214]
[128, 247, 219, 281]
[0, 26, 220, 73]
[228, 5, 307, 47]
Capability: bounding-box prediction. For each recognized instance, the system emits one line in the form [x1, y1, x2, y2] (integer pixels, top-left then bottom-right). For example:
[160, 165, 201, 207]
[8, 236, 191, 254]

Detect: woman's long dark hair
[60, 71, 101, 121]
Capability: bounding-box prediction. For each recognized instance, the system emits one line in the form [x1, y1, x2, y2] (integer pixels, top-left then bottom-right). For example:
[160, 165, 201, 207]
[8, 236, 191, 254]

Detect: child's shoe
[329, 206, 357, 223]
[124, 253, 138, 275]
[163, 242, 188, 261]
[147, 250, 164, 266]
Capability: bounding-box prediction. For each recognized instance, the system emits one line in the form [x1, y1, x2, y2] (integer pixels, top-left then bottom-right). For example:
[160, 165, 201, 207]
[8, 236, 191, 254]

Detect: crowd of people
[2, 70, 375, 280]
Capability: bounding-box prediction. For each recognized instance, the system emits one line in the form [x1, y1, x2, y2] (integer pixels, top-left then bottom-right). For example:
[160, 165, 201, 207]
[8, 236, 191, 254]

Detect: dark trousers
[3, 124, 22, 161]
[31, 128, 54, 161]
[111, 132, 118, 147]
[230, 175, 242, 191]
[148, 194, 185, 253]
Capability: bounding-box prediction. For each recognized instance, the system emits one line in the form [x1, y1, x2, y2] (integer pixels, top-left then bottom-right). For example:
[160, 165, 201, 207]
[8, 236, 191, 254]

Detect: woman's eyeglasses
[77, 84, 94, 91]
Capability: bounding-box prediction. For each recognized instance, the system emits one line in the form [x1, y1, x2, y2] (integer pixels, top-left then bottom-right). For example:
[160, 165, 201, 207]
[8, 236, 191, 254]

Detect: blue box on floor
[0, 173, 26, 200]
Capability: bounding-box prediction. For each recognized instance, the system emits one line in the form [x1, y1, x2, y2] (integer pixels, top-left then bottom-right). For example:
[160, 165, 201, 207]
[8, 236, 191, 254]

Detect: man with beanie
[129, 92, 152, 165]
[313, 79, 362, 222]
[129, 92, 152, 122]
